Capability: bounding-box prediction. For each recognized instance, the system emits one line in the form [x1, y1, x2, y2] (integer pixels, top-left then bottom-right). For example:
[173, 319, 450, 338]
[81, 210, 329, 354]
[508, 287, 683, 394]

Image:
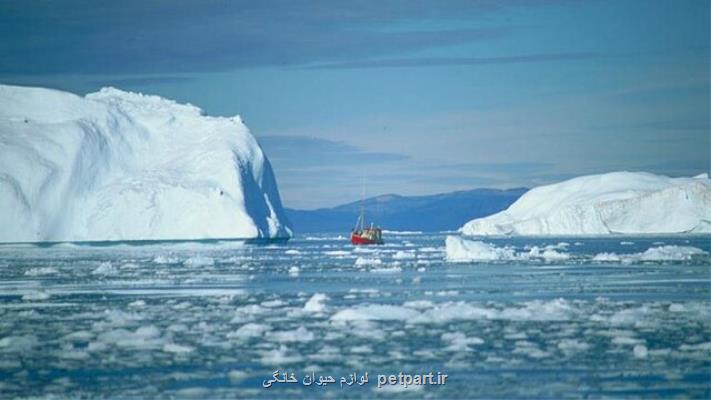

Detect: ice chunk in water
[303, 293, 328, 313]
[331, 304, 420, 321]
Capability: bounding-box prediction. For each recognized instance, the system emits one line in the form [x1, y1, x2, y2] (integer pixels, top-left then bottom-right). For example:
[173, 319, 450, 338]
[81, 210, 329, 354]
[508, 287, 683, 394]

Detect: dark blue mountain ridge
[285, 187, 527, 233]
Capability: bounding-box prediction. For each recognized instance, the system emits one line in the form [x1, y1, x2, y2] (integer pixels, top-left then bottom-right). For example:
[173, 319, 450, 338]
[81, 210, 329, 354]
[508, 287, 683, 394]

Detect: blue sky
[1, 0, 708, 208]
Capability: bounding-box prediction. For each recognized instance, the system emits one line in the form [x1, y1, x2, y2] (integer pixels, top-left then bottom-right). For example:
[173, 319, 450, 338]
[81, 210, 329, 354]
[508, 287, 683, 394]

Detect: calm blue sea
[0, 233, 709, 398]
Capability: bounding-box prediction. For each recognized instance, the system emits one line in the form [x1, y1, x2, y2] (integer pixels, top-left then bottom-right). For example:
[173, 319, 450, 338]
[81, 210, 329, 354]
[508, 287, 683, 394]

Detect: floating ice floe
[633, 344, 648, 358]
[441, 332, 484, 351]
[24, 267, 59, 276]
[163, 343, 194, 354]
[266, 326, 314, 343]
[303, 293, 328, 313]
[183, 256, 215, 267]
[392, 250, 416, 260]
[90, 325, 166, 351]
[261, 299, 284, 308]
[128, 300, 146, 308]
[22, 291, 51, 301]
[557, 338, 590, 353]
[354, 257, 382, 267]
[446, 236, 707, 264]
[445, 236, 516, 262]
[0, 335, 38, 352]
[421, 298, 574, 323]
[525, 245, 571, 261]
[638, 245, 706, 261]
[227, 323, 272, 339]
[513, 341, 550, 359]
[324, 250, 350, 256]
[679, 342, 711, 351]
[92, 262, 117, 275]
[153, 256, 180, 264]
[593, 245, 707, 263]
[331, 304, 420, 321]
[231, 304, 269, 323]
[259, 345, 302, 365]
[445, 236, 570, 262]
[305, 235, 345, 241]
[227, 370, 248, 383]
[370, 266, 402, 273]
[331, 299, 574, 324]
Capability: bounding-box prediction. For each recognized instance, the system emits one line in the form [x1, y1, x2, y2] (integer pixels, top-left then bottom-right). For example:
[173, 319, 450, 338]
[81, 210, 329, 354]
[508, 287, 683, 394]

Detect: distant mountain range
[285, 188, 528, 233]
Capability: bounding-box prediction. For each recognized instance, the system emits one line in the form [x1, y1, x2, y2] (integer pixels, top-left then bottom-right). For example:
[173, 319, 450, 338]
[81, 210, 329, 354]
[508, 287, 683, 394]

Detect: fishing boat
[350, 202, 383, 245]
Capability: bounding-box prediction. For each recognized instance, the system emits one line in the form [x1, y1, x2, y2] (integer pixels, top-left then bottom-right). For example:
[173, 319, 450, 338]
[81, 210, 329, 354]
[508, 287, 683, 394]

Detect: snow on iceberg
[0, 84, 291, 242]
[460, 172, 711, 236]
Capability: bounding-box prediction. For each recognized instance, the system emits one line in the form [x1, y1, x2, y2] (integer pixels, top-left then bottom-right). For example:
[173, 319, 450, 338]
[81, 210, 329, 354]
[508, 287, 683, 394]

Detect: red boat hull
[350, 233, 383, 245]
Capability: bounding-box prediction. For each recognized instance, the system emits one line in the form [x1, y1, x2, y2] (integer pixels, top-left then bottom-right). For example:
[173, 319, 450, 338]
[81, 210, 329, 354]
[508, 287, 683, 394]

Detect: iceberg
[0, 84, 291, 242]
[460, 172, 711, 236]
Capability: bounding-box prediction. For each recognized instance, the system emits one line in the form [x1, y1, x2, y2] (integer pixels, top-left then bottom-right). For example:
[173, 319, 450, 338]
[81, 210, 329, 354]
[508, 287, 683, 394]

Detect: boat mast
[359, 174, 366, 231]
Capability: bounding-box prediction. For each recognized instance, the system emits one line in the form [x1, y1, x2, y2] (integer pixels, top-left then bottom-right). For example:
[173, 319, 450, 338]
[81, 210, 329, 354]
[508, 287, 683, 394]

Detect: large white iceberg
[0, 84, 291, 242]
[460, 172, 711, 236]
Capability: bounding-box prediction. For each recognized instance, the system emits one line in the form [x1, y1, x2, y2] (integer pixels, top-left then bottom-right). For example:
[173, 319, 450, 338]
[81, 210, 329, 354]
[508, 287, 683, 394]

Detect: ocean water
[0, 233, 709, 398]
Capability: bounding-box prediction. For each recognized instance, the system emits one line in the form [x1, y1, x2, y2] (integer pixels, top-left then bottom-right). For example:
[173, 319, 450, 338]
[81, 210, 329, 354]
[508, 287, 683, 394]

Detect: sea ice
[22, 291, 51, 301]
[593, 245, 706, 263]
[227, 323, 271, 339]
[0, 335, 38, 352]
[633, 344, 649, 358]
[638, 245, 705, 261]
[163, 343, 194, 353]
[153, 256, 180, 264]
[303, 293, 328, 313]
[392, 250, 416, 259]
[92, 262, 117, 275]
[557, 339, 590, 353]
[324, 250, 350, 256]
[354, 257, 382, 267]
[525, 245, 570, 261]
[183, 257, 215, 267]
[266, 326, 314, 343]
[24, 267, 59, 276]
[370, 266, 402, 273]
[445, 236, 516, 262]
[331, 304, 420, 321]
[259, 345, 302, 365]
[441, 332, 484, 351]
[445, 236, 572, 262]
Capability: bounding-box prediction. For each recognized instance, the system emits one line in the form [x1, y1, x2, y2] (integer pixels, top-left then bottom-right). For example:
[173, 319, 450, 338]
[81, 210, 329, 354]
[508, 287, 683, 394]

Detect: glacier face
[460, 172, 711, 236]
[0, 84, 292, 242]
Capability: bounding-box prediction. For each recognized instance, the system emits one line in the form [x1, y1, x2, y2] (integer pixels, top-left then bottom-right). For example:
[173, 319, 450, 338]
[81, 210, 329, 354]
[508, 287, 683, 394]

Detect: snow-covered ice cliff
[0, 84, 292, 242]
[460, 172, 711, 236]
